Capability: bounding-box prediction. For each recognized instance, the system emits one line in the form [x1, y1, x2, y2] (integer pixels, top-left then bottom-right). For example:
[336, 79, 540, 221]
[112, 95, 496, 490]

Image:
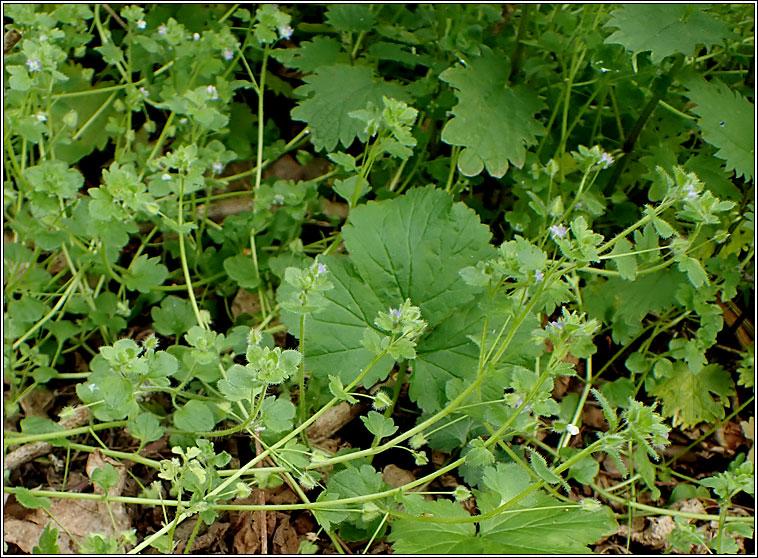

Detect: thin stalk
[254, 45, 269, 190]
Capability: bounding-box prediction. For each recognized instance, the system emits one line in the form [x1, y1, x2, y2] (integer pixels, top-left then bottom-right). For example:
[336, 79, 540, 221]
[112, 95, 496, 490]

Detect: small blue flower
[193, 32, 201, 41]
[549, 319, 564, 331]
[278, 25, 293, 40]
[207, 85, 218, 100]
[683, 184, 698, 199]
[26, 58, 41, 72]
[222, 48, 234, 61]
[599, 152, 614, 168]
[550, 224, 568, 239]
[139, 86, 149, 97]
[212, 162, 224, 174]
[273, 193, 285, 205]
[390, 308, 402, 321]
[534, 270, 544, 282]
[158, 24, 167, 35]
[136, 19, 146, 30]
[315, 263, 328, 276]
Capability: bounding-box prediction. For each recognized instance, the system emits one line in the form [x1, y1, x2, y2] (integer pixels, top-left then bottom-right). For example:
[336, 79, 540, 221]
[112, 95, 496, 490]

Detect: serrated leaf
[325, 4, 376, 32]
[291, 64, 408, 151]
[280, 188, 493, 401]
[328, 374, 358, 404]
[440, 49, 544, 178]
[604, 5, 734, 64]
[649, 362, 735, 428]
[272, 36, 347, 73]
[389, 484, 617, 554]
[151, 296, 196, 337]
[315, 464, 389, 530]
[529, 449, 570, 493]
[681, 75, 754, 181]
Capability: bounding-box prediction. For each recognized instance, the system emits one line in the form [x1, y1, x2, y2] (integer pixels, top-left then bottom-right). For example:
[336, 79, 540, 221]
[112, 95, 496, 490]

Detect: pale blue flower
[550, 224, 568, 239]
[315, 263, 328, 276]
[26, 58, 41, 72]
[273, 194, 285, 205]
[207, 85, 219, 100]
[139, 86, 149, 97]
[278, 25, 293, 40]
[222, 48, 234, 61]
[599, 152, 614, 168]
[390, 308, 402, 321]
[158, 24, 167, 35]
[535, 270, 544, 282]
[212, 162, 224, 174]
[136, 19, 146, 29]
[193, 32, 201, 41]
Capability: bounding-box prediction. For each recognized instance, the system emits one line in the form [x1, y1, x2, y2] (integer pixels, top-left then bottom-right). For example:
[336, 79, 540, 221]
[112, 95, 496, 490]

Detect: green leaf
[280, 187, 493, 400]
[649, 362, 735, 428]
[389, 495, 476, 553]
[291, 64, 408, 151]
[440, 49, 544, 178]
[151, 296, 197, 337]
[223, 254, 261, 290]
[681, 74, 754, 181]
[260, 395, 296, 434]
[328, 374, 358, 404]
[173, 400, 216, 432]
[124, 255, 168, 293]
[315, 465, 388, 530]
[33, 523, 60, 554]
[342, 187, 492, 325]
[529, 449, 570, 493]
[360, 410, 398, 439]
[604, 5, 734, 64]
[333, 175, 369, 205]
[326, 4, 377, 32]
[389, 483, 617, 554]
[217, 364, 258, 402]
[608, 237, 637, 280]
[91, 463, 119, 493]
[272, 36, 347, 73]
[127, 413, 164, 444]
[15, 488, 51, 510]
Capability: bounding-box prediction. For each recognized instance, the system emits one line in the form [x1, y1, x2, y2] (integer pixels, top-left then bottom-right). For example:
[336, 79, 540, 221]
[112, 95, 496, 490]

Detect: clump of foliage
[3, 4, 754, 554]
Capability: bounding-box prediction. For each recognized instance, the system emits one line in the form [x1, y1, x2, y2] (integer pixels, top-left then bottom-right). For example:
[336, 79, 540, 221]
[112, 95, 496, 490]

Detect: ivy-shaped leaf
[440, 48, 544, 178]
[291, 64, 408, 152]
[604, 5, 734, 64]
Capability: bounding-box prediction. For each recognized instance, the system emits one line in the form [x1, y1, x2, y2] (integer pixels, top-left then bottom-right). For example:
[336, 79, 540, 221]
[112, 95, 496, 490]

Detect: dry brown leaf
[272, 516, 301, 554]
[231, 288, 261, 320]
[382, 464, 415, 489]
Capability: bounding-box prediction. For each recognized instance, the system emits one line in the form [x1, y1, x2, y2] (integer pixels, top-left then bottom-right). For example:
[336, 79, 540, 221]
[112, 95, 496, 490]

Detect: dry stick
[4, 407, 91, 471]
[253, 432, 268, 555]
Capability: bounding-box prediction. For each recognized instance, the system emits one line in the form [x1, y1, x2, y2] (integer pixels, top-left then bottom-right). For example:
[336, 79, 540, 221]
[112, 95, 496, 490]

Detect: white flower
[212, 161, 224, 174]
[136, 19, 146, 29]
[193, 32, 200, 41]
[566, 423, 580, 436]
[26, 58, 41, 72]
[161, 173, 172, 181]
[222, 48, 234, 61]
[158, 24, 167, 35]
[278, 24, 293, 40]
[35, 112, 47, 122]
[206, 85, 219, 100]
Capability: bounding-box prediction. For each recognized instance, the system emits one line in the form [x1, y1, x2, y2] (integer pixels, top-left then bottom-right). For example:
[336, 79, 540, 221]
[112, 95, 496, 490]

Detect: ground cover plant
[2, 3, 755, 554]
